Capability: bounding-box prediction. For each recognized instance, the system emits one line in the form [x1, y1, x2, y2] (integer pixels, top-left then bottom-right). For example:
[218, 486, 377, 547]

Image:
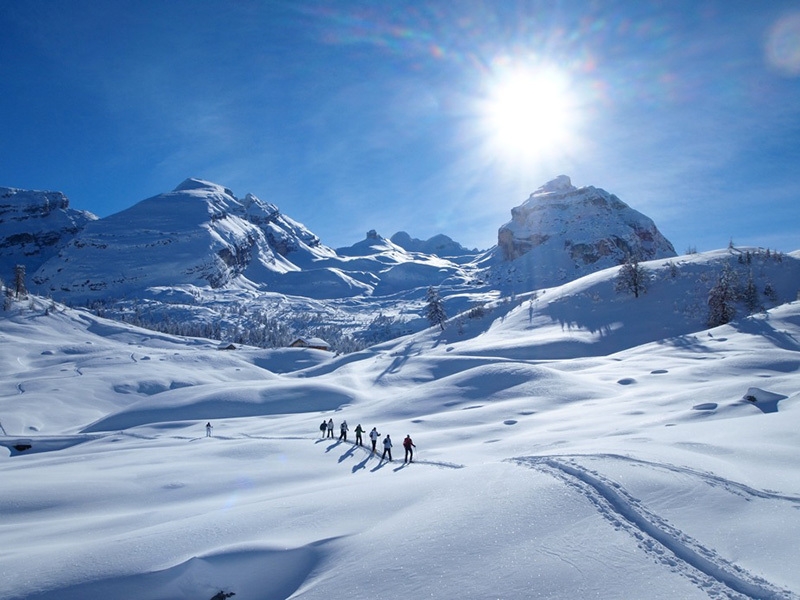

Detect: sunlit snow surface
[2, 251, 800, 599]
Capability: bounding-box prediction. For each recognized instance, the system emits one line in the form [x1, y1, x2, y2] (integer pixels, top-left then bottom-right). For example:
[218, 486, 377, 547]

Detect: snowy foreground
[2, 253, 800, 600]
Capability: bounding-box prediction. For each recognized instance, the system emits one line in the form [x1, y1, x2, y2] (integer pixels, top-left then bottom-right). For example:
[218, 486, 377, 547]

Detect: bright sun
[478, 62, 580, 164]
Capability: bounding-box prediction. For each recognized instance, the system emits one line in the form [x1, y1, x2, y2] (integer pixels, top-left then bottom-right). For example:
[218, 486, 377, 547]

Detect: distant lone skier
[403, 435, 416, 463]
[319, 420, 327, 438]
[206, 422, 212, 437]
[381, 434, 393, 461]
[327, 418, 334, 438]
[369, 427, 380, 453]
[339, 420, 348, 442]
[354, 423, 365, 446]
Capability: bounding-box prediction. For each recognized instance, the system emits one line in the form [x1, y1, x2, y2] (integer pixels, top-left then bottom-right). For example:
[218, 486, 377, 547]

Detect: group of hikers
[320, 418, 416, 463]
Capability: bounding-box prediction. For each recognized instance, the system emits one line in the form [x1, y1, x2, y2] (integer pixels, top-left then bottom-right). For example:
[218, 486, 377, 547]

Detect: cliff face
[0, 187, 97, 281]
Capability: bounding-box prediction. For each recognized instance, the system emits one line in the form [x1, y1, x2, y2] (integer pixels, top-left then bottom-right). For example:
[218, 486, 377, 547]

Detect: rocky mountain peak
[493, 176, 676, 288]
[535, 174, 575, 194]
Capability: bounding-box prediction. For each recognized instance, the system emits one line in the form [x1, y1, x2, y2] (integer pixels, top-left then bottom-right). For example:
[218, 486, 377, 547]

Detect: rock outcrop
[0, 187, 96, 282]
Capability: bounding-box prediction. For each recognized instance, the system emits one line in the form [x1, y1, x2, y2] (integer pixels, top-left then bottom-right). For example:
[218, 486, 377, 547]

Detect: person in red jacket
[403, 435, 416, 463]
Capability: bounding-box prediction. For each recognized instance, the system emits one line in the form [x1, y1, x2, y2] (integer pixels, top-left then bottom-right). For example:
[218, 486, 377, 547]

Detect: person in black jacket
[354, 423, 365, 446]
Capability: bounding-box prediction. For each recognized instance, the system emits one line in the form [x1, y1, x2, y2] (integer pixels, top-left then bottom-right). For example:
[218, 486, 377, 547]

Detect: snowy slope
[2, 251, 799, 599]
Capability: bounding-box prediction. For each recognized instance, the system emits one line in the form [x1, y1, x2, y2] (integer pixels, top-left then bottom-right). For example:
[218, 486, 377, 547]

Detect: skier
[403, 435, 416, 463]
[339, 420, 348, 442]
[319, 420, 327, 438]
[354, 423, 365, 446]
[381, 434, 393, 461]
[206, 422, 212, 437]
[369, 427, 380, 453]
[327, 418, 334, 438]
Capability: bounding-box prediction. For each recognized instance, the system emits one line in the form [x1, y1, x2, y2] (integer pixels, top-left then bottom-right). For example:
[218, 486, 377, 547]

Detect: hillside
[1, 250, 799, 599]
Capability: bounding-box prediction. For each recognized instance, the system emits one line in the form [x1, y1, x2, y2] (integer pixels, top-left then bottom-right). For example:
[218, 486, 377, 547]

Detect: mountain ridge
[4, 175, 676, 304]
[5, 175, 792, 353]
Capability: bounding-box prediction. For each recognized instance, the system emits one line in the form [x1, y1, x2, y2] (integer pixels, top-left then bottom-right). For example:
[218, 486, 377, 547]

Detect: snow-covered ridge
[4, 175, 683, 307]
[14, 179, 478, 302]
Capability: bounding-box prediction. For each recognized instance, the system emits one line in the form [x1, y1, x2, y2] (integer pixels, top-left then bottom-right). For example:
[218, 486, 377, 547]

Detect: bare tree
[614, 255, 649, 299]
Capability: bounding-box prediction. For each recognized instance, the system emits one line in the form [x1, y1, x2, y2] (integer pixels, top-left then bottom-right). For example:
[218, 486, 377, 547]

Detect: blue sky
[1, 0, 798, 253]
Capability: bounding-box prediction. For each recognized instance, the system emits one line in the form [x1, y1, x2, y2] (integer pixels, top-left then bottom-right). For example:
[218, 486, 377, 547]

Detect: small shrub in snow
[468, 303, 486, 319]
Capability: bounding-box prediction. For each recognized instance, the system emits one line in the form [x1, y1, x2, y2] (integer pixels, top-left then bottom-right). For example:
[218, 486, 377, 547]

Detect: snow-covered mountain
[0, 187, 96, 283]
[7, 175, 683, 309]
[7, 174, 781, 353]
[24, 179, 476, 302]
[29, 179, 368, 300]
[490, 175, 677, 289]
[390, 230, 480, 262]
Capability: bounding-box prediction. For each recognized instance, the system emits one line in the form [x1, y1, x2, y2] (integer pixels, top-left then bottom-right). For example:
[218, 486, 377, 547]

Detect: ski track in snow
[514, 455, 798, 600]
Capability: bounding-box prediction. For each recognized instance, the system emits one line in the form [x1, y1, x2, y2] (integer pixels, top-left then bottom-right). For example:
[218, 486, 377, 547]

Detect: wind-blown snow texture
[2, 245, 800, 599]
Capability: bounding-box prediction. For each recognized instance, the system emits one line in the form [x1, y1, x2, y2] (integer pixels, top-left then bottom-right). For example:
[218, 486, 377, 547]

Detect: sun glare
[478, 62, 580, 165]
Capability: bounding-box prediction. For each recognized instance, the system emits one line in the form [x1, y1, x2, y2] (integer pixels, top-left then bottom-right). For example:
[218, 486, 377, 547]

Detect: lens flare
[476, 60, 583, 167]
[766, 13, 800, 76]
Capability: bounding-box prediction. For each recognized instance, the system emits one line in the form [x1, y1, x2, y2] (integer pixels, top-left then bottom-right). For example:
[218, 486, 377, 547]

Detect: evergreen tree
[13, 264, 27, 299]
[614, 255, 649, 298]
[425, 286, 447, 330]
[742, 271, 760, 313]
[707, 264, 737, 327]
